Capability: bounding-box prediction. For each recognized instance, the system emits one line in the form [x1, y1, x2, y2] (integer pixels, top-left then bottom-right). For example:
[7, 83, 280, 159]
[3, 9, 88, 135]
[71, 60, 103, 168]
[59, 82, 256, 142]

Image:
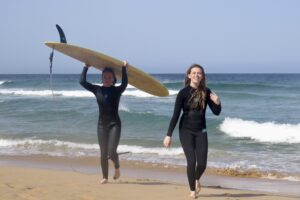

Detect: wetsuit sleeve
[79, 67, 97, 94]
[166, 90, 183, 137]
[116, 66, 128, 93]
[207, 89, 221, 115]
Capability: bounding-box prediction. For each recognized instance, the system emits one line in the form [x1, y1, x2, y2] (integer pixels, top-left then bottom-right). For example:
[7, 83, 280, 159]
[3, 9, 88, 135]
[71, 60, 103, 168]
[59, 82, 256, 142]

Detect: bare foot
[113, 169, 120, 180]
[196, 180, 201, 193]
[100, 179, 108, 184]
[190, 191, 197, 199]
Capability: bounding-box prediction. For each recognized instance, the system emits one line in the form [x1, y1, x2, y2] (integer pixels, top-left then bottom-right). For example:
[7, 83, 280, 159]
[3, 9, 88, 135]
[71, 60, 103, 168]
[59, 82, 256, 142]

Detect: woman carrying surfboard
[163, 64, 221, 198]
[80, 61, 128, 184]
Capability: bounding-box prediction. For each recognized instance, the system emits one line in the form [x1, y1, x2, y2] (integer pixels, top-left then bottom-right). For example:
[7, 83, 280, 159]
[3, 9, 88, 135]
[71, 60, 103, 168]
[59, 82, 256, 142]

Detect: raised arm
[207, 89, 221, 115]
[117, 61, 128, 93]
[79, 66, 97, 94]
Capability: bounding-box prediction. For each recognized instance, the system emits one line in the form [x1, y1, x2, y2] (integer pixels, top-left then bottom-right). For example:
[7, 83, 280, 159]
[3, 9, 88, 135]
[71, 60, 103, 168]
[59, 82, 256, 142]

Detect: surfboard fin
[56, 24, 67, 43]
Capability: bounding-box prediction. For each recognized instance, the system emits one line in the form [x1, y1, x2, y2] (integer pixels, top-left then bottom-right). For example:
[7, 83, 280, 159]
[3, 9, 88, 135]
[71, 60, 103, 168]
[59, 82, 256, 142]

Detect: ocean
[0, 73, 299, 181]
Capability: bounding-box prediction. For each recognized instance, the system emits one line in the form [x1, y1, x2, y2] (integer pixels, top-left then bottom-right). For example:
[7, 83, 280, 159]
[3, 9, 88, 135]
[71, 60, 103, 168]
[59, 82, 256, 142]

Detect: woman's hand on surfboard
[122, 61, 128, 68]
[163, 136, 172, 148]
[210, 91, 220, 105]
[83, 63, 91, 68]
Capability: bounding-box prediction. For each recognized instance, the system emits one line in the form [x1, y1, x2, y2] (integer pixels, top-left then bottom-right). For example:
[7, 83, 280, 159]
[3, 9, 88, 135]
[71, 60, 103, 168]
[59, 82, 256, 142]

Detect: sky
[0, 0, 299, 74]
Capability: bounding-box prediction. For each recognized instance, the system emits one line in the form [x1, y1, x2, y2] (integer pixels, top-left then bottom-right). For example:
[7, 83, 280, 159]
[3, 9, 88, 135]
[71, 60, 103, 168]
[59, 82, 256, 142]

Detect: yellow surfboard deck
[45, 42, 169, 97]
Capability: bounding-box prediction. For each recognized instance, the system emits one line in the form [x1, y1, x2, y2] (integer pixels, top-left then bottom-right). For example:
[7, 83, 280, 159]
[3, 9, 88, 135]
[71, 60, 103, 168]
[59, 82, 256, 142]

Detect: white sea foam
[92, 83, 136, 89]
[123, 89, 178, 97]
[123, 90, 155, 98]
[0, 138, 98, 149]
[125, 84, 136, 89]
[119, 103, 130, 112]
[0, 138, 183, 156]
[0, 80, 11, 85]
[280, 176, 300, 182]
[0, 89, 93, 97]
[220, 117, 300, 143]
[1, 138, 300, 181]
[0, 88, 178, 98]
[117, 145, 183, 156]
[162, 80, 182, 84]
[168, 90, 178, 95]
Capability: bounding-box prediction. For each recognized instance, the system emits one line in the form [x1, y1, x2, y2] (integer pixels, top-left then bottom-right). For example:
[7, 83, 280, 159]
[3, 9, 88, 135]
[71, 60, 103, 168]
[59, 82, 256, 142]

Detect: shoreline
[2, 166, 299, 200]
[1, 154, 299, 198]
[1, 154, 299, 181]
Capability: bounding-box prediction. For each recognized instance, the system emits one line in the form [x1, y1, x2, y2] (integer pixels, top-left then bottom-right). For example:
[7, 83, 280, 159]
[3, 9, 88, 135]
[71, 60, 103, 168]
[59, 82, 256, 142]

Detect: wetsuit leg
[107, 123, 121, 169]
[98, 125, 109, 179]
[195, 132, 208, 180]
[179, 131, 196, 191]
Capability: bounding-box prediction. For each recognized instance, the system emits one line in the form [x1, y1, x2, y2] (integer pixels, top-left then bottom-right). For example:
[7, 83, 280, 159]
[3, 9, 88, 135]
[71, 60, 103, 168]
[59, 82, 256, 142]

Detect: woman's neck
[190, 82, 199, 89]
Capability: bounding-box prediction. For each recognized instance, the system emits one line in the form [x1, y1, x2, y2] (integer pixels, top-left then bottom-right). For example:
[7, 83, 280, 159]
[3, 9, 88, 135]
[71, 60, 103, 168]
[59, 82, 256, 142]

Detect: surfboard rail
[45, 42, 169, 97]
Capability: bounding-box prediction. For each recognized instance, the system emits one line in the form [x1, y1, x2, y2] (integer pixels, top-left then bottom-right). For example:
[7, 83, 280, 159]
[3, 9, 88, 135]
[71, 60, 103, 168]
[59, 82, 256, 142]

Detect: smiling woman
[163, 64, 221, 198]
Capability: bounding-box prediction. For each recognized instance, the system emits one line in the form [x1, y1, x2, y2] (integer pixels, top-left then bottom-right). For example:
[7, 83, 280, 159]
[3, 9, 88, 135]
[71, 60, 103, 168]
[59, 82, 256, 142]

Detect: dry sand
[0, 165, 298, 200]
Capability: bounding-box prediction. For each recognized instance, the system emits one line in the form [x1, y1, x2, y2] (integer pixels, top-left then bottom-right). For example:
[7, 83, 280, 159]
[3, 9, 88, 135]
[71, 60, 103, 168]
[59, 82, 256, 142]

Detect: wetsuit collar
[188, 85, 197, 90]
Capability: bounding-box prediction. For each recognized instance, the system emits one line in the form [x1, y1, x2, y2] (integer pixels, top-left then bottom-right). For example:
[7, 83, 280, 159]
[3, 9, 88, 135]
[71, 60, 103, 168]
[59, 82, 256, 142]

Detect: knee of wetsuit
[107, 150, 117, 159]
[186, 159, 196, 167]
[197, 163, 207, 170]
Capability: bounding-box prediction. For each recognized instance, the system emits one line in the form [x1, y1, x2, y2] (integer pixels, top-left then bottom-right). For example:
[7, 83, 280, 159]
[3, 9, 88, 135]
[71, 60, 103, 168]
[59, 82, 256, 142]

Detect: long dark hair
[184, 64, 207, 109]
[102, 67, 117, 85]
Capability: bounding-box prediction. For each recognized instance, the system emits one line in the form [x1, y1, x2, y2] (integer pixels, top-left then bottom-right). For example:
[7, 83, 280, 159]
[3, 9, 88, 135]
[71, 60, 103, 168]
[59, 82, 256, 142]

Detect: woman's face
[188, 67, 203, 86]
[102, 72, 114, 87]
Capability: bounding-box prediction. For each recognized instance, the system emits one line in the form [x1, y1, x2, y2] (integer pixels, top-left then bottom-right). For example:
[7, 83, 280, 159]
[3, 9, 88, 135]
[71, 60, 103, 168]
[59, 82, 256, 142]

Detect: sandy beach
[1, 155, 299, 200]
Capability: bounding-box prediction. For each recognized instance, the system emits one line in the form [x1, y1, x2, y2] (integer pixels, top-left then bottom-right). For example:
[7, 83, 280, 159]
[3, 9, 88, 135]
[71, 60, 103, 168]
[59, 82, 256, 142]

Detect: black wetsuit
[167, 86, 221, 191]
[80, 66, 128, 179]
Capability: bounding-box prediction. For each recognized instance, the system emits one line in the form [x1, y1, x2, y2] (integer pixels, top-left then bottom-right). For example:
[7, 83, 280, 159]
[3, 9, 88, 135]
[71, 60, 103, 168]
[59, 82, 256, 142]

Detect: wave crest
[0, 80, 11, 85]
[0, 89, 178, 98]
[0, 138, 183, 156]
[220, 117, 300, 143]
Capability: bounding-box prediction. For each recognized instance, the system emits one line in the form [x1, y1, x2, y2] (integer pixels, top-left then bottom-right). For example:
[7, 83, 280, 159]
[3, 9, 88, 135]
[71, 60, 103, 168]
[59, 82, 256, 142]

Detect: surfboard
[44, 42, 169, 97]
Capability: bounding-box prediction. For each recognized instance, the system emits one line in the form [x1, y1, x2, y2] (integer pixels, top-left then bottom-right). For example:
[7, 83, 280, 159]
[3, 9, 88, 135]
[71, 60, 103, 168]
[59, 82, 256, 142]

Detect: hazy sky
[0, 0, 299, 74]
